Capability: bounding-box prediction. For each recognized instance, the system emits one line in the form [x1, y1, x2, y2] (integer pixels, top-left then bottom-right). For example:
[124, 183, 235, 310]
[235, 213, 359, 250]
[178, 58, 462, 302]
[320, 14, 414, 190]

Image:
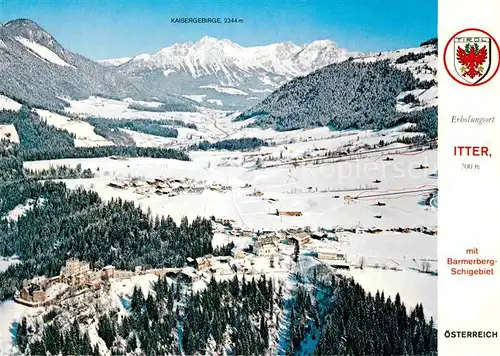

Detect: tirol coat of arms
[444, 29, 500, 86]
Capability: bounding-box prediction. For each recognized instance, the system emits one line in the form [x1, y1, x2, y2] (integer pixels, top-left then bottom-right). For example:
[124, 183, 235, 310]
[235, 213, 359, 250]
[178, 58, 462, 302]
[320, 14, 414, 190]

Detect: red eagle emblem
[456, 42, 488, 79]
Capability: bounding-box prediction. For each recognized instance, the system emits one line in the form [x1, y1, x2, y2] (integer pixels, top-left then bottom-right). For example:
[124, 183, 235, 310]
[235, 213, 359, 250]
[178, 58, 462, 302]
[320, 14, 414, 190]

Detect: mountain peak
[5, 18, 40, 27]
[4, 18, 46, 33]
[198, 35, 219, 43]
[194, 36, 238, 50]
[3, 18, 56, 44]
[306, 39, 338, 48]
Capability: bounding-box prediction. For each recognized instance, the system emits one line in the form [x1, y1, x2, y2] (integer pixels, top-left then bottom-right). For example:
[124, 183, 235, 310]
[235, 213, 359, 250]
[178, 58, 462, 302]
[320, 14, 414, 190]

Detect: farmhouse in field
[213, 216, 236, 226]
[276, 209, 302, 217]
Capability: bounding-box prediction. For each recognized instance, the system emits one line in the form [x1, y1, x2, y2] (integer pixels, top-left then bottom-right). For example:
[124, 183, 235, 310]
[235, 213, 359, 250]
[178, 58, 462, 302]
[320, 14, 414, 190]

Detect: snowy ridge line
[120, 36, 353, 80]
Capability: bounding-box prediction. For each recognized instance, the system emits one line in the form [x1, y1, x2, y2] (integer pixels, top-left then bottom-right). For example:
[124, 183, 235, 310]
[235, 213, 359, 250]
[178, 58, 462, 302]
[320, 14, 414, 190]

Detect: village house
[229, 229, 242, 236]
[209, 259, 232, 275]
[195, 255, 213, 270]
[213, 217, 235, 226]
[231, 247, 245, 259]
[254, 237, 279, 256]
[289, 231, 311, 245]
[247, 190, 264, 197]
[316, 248, 350, 269]
[311, 231, 327, 239]
[317, 248, 346, 260]
[131, 180, 146, 187]
[230, 259, 245, 273]
[108, 181, 126, 189]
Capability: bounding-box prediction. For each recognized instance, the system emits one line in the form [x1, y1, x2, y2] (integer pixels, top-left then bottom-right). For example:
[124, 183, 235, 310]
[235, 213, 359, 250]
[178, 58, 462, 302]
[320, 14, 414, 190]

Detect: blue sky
[0, 0, 437, 60]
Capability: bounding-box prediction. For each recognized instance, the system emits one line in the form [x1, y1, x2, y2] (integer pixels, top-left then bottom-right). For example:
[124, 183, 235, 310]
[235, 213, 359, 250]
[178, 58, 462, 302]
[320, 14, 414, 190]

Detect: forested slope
[237, 60, 417, 131]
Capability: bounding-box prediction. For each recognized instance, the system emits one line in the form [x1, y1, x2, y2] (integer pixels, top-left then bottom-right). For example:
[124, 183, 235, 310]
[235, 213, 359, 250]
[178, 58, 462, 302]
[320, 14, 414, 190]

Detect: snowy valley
[0, 17, 438, 356]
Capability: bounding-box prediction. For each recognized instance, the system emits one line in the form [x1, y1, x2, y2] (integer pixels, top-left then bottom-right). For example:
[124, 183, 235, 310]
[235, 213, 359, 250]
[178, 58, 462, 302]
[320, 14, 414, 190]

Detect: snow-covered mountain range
[0, 19, 197, 111]
[0, 18, 436, 117]
[101, 36, 357, 109]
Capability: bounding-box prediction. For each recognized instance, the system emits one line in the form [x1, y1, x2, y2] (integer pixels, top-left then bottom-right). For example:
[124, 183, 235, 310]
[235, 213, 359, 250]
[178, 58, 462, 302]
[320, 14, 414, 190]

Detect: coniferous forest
[0, 179, 213, 300]
[25, 163, 94, 180]
[237, 60, 418, 131]
[0, 107, 75, 151]
[316, 276, 437, 356]
[0, 108, 191, 162]
[0, 137, 207, 300]
[190, 137, 269, 151]
[86, 117, 197, 140]
[16, 270, 438, 356]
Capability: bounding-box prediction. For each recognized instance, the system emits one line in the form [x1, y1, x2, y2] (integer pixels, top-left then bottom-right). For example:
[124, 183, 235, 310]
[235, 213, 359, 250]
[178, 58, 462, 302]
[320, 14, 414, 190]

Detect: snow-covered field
[15, 37, 75, 68]
[0, 124, 19, 144]
[119, 128, 176, 147]
[64, 96, 231, 142]
[183, 94, 206, 103]
[200, 85, 249, 96]
[122, 98, 163, 108]
[0, 300, 39, 354]
[0, 257, 21, 273]
[342, 230, 437, 321]
[34, 109, 114, 147]
[24, 129, 437, 231]
[0, 95, 22, 112]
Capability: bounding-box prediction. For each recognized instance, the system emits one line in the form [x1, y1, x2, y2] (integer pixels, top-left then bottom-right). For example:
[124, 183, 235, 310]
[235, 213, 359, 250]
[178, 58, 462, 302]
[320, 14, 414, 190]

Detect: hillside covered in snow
[0, 19, 196, 111]
[237, 41, 438, 135]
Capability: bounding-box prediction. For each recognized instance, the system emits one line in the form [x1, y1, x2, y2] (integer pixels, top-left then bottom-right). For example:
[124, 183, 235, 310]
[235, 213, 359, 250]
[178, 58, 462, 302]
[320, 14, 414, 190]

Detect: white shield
[453, 36, 492, 84]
